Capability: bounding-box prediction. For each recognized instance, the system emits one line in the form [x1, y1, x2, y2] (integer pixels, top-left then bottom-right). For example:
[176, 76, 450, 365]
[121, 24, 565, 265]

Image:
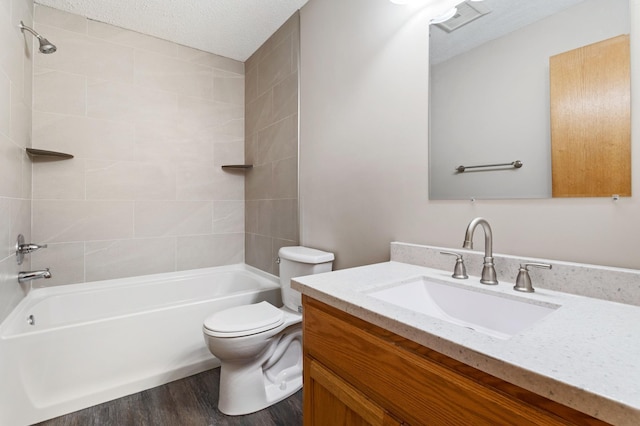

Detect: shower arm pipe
[19, 21, 42, 40]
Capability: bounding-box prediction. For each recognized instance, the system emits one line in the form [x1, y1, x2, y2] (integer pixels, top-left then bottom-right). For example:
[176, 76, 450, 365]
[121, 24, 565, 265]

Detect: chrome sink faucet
[462, 217, 498, 285]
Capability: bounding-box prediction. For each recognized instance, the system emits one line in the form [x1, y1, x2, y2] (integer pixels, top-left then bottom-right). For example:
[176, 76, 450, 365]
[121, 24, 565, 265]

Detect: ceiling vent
[436, 1, 492, 33]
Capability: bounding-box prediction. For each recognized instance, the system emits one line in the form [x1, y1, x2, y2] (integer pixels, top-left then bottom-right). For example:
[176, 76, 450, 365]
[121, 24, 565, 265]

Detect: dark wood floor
[35, 368, 302, 426]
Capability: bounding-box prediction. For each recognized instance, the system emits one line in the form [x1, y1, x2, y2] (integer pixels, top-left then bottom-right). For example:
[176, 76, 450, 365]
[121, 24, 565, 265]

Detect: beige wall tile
[33, 112, 134, 160]
[177, 45, 244, 74]
[34, 24, 89, 76]
[177, 162, 244, 201]
[210, 117, 244, 143]
[177, 233, 243, 270]
[11, 99, 31, 147]
[213, 200, 244, 234]
[32, 158, 85, 199]
[213, 69, 244, 105]
[35, 4, 87, 34]
[34, 68, 86, 115]
[271, 199, 298, 241]
[31, 242, 85, 287]
[83, 37, 135, 83]
[257, 36, 293, 96]
[245, 132, 257, 165]
[33, 200, 134, 243]
[135, 50, 213, 98]
[134, 201, 213, 238]
[87, 20, 177, 56]
[85, 160, 138, 200]
[245, 61, 258, 104]
[19, 148, 30, 199]
[245, 200, 259, 234]
[244, 12, 299, 274]
[0, 12, 26, 89]
[245, 233, 274, 274]
[272, 156, 298, 199]
[176, 96, 243, 137]
[0, 133, 23, 198]
[257, 114, 297, 165]
[245, 163, 273, 201]
[213, 140, 244, 167]
[0, 256, 27, 323]
[0, 198, 11, 259]
[0, 198, 27, 259]
[172, 137, 215, 164]
[27, 12, 247, 285]
[250, 12, 299, 66]
[272, 71, 298, 122]
[0, 0, 32, 322]
[85, 160, 176, 201]
[85, 237, 176, 282]
[27, 35, 130, 86]
[246, 90, 273, 136]
[0, 73, 9, 136]
[133, 119, 185, 161]
[212, 168, 245, 201]
[88, 80, 178, 123]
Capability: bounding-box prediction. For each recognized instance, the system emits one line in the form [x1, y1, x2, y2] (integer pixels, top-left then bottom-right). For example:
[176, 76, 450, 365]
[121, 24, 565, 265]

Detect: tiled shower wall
[31, 5, 246, 285]
[245, 13, 300, 275]
[0, 0, 34, 321]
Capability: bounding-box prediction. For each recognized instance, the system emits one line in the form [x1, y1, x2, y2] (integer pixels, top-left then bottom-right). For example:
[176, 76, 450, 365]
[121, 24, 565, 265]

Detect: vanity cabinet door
[304, 358, 403, 426]
[302, 296, 608, 426]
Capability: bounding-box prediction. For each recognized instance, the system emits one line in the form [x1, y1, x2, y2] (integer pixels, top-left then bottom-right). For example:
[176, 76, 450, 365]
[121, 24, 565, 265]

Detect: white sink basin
[368, 276, 559, 339]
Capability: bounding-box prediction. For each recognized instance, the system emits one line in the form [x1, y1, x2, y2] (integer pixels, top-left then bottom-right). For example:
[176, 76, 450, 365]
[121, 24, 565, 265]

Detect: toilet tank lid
[279, 246, 334, 264]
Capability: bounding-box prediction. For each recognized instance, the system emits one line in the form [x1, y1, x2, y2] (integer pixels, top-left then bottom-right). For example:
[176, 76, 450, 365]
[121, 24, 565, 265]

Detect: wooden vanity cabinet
[302, 296, 608, 426]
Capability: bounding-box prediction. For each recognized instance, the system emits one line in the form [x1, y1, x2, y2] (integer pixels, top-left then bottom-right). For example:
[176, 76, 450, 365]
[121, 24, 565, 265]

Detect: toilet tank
[278, 246, 334, 313]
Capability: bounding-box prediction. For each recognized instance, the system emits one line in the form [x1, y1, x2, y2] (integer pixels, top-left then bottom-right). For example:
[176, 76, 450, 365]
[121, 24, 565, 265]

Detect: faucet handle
[18, 243, 48, 253]
[440, 251, 469, 279]
[514, 263, 552, 293]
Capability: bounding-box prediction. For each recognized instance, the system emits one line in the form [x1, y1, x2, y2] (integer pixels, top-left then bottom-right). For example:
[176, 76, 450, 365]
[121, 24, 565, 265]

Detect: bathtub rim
[0, 263, 280, 338]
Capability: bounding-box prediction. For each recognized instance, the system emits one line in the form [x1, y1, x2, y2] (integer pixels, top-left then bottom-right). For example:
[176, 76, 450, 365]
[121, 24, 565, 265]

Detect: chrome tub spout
[18, 268, 52, 283]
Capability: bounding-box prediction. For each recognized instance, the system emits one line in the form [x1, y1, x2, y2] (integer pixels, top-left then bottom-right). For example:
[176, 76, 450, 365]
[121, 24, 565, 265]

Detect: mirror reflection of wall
[429, 0, 630, 200]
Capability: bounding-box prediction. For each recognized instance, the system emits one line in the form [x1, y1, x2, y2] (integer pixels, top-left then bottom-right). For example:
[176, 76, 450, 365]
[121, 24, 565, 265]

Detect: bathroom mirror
[428, 0, 631, 200]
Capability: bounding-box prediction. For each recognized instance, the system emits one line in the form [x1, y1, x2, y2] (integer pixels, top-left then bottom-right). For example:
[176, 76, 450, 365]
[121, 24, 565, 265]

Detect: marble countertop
[292, 261, 640, 426]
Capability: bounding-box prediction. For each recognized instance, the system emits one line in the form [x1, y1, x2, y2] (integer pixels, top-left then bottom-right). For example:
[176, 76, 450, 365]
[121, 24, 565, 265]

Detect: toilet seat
[203, 301, 284, 338]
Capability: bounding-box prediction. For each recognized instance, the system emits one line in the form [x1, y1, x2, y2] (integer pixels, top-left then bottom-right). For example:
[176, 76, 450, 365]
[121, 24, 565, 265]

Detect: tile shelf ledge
[221, 164, 253, 170]
[26, 148, 74, 160]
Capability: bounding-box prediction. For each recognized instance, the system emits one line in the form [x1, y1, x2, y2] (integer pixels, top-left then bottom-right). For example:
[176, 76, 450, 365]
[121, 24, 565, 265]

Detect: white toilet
[202, 246, 334, 415]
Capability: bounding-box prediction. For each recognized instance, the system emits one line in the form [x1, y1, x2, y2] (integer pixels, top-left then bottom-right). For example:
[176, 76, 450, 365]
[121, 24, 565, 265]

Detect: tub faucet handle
[440, 251, 469, 279]
[514, 263, 552, 293]
[15, 234, 48, 265]
[18, 242, 48, 254]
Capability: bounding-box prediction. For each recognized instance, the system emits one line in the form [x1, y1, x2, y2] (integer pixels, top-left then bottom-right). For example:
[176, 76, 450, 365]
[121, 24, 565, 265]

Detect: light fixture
[19, 21, 57, 54]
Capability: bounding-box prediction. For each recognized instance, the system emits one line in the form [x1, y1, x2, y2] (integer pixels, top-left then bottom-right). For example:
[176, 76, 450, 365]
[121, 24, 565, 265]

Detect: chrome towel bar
[455, 160, 523, 173]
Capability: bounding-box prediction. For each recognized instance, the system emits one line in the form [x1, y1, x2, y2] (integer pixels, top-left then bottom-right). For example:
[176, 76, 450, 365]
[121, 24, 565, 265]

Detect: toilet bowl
[202, 246, 334, 415]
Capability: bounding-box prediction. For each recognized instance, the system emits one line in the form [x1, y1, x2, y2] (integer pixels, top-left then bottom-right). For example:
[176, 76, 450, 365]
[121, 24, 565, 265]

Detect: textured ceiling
[430, 0, 586, 64]
[35, 0, 309, 62]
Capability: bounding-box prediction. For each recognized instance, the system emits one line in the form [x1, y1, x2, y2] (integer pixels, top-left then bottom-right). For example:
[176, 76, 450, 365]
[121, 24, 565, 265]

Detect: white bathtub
[0, 264, 281, 425]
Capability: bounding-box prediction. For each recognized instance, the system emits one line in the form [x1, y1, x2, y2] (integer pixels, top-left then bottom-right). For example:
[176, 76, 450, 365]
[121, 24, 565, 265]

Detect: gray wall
[299, 0, 640, 272]
[430, 0, 629, 200]
[0, 0, 34, 322]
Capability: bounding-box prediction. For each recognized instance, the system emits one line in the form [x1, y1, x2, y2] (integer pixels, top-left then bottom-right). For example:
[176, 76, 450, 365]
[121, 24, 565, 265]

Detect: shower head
[19, 21, 57, 54]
